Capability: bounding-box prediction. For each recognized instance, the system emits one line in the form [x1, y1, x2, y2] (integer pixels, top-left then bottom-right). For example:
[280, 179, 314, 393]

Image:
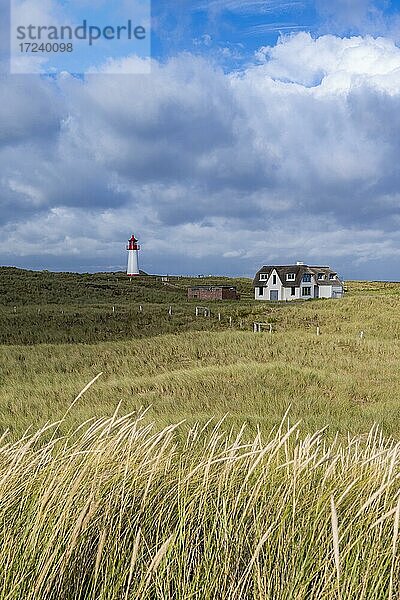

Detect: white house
[253, 262, 344, 301]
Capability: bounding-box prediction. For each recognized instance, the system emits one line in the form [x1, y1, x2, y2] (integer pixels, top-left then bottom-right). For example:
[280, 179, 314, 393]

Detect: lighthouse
[127, 233, 140, 276]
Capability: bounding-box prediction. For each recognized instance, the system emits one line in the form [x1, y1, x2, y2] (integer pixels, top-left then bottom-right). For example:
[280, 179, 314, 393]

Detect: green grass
[0, 267, 253, 305]
[0, 268, 252, 344]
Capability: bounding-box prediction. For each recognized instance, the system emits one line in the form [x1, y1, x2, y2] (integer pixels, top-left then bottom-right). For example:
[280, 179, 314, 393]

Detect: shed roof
[188, 285, 237, 291]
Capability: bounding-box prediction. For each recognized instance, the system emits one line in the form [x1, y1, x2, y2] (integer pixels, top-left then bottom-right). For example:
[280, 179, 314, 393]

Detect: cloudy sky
[2, 0, 400, 279]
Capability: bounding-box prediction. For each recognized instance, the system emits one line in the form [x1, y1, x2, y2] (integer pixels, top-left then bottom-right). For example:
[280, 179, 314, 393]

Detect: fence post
[269, 324, 273, 334]
[169, 306, 173, 316]
[360, 331, 364, 340]
[218, 312, 221, 322]
[229, 317, 232, 327]
[317, 326, 320, 336]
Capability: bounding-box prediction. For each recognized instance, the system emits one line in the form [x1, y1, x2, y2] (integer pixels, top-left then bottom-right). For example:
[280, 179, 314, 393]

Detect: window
[302, 287, 311, 296]
[273, 274, 277, 285]
[317, 273, 325, 280]
[286, 273, 295, 281]
[302, 273, 312, 283]
[291, 287, 296, 296]
[329, 273, 336, 280]
[259, 287, 264, 296]
[260, 273, 268, 281]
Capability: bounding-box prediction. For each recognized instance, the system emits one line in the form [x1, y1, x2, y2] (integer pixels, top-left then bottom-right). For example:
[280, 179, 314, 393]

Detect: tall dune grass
[0, 406, 399, 599]
[3, 329, 400, 439]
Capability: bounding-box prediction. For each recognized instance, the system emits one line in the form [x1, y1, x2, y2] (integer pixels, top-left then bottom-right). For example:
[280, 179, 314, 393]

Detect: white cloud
[255, 32, 400, 86]
[2, 32, 400, 277]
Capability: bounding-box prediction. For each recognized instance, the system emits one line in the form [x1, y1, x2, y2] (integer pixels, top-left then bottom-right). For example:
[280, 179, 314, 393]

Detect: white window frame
[302, 287, 311, 296]
[259, 273, 268, 281]
[329, 274, 336, 280]
[286, 273, 295, 281]
[317, 273, 325, 280]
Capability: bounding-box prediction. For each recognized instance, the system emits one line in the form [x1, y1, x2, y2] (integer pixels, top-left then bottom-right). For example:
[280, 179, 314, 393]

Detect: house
[253, 262, 344, 301]
[188, 286, 240, 301]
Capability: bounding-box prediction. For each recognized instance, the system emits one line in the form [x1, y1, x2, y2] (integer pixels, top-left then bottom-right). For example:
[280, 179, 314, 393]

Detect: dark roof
[253, 265, 343, 288]
[188, 286, 237, 291]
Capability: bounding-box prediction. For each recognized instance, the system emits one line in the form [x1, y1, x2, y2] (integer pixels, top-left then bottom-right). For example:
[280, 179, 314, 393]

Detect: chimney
[296, 261, 304, 266]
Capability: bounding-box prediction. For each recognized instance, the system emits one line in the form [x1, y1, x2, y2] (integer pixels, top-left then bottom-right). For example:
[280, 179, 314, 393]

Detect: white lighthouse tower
[127, 233, 140, 276]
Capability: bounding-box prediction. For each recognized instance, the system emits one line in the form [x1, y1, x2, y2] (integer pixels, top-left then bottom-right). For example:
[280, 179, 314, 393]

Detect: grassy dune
[2, 270, 400, 597]
[1, 325, 400, 439]
[0, 268, 252, 344]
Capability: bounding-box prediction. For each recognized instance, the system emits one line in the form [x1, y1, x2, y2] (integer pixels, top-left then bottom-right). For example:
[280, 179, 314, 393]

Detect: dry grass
[0, 402, 399, 599]
[1, 280, 400, 597]
[1, 326, 400, 439]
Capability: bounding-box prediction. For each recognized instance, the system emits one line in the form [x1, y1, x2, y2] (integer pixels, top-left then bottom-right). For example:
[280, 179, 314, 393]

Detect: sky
[2, 0, 400, 279]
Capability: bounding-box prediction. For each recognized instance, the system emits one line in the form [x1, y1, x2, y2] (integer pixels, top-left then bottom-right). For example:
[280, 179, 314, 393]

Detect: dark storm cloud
[0, 76, 63, 146]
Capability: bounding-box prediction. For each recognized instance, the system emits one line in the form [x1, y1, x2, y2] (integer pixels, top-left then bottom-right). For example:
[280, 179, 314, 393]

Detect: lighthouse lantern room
[127, 234, 140, 276]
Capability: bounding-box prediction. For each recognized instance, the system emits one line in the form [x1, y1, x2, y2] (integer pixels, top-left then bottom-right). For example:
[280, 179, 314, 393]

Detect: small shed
[188, 286, 240, 301]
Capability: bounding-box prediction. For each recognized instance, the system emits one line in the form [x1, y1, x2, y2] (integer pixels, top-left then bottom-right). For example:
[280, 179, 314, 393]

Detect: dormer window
[317, 273, 325, 280]
[260, 273, 268, 281]
[329, 273, 336, 280]
[302, 273, 312, 283]
[286, 273, 295, 281]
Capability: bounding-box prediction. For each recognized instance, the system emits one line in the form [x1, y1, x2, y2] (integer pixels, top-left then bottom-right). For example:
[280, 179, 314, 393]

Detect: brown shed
[188, 286, 240, 301]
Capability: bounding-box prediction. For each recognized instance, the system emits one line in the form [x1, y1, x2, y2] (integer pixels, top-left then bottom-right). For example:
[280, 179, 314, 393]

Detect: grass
[2, 271, 400, 441]
[0, 407, 399, 599]
[2, 270, 400, 345]
[2, 327, 400, 439]
[0, 268, 252, 344]
[2, 267, 400, 597]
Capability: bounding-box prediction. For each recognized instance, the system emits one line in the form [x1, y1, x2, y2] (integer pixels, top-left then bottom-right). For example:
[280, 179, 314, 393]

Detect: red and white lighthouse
[127, 233, 140, 276]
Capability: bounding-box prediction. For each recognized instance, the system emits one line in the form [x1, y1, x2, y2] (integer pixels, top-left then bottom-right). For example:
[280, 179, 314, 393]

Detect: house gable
[253, 264, 344, 294]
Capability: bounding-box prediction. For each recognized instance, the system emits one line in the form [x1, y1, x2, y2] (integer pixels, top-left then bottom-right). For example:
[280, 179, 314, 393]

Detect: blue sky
[152, 0, 400, 63]
[2, 0, 400, 279]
